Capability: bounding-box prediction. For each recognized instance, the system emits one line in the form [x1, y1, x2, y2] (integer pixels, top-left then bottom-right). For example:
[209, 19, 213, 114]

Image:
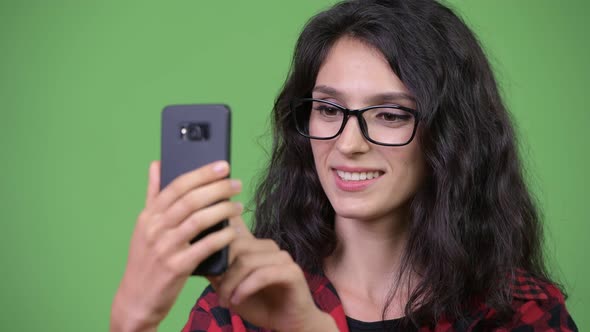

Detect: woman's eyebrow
[369, 92, 416, 104]
[312, 85, 344, 98]
[312, 85, 415, 104]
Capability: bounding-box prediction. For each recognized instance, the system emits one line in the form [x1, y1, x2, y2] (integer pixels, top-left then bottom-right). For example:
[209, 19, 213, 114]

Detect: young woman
[111, 0, 578, 331]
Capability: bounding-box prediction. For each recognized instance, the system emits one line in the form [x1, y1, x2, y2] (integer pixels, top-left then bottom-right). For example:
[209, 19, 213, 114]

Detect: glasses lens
[363, 107, 416, 145]
[294, 100, 344, 139]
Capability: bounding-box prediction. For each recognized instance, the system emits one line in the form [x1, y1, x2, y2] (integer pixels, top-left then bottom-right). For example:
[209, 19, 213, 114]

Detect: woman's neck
[323, 208, 411, 319]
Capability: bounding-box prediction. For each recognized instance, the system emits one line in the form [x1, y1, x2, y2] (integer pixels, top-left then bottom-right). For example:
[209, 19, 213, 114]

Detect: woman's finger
[229, 237, 279, 263]
[228, 215, 253, 239]
[171, 201, 244, 244]
[229, 262, 303, 305]
[150, 160, 230, 214]
[145, 160, 161, 208]
[144, 201, 241, 263]
[159, 178, 241, 230]
[172, 226, 238, 275]
[216, 250, 293, 306]
[206, 220, 263, 293]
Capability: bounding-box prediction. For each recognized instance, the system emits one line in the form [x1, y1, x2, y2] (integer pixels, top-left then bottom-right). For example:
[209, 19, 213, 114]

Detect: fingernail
[213, 161, 228, 173]
[234, 202, 243, 210]
[230, 294, 240, 305]
[231, 179, 242, 189]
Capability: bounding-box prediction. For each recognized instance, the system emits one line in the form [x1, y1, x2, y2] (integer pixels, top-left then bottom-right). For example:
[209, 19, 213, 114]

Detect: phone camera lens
[181, 123, 210, 141]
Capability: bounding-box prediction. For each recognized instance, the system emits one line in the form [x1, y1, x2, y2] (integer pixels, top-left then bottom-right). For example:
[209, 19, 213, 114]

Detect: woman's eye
[316, 106, 341, 117]
[377, 112, 410, 122]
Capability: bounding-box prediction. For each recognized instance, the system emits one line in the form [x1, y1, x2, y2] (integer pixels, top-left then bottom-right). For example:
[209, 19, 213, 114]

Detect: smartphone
[160, 104, 231, 276]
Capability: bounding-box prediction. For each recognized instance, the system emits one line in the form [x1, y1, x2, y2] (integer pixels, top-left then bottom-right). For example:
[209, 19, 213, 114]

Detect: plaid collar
[303, 268, 569, 331]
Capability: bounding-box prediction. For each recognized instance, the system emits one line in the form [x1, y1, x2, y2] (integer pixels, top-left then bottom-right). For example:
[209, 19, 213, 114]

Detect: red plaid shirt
[182, 269, 577, 331]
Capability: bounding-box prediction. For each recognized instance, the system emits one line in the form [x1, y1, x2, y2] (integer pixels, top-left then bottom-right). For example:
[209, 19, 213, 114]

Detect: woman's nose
[334, 116, 371, 155]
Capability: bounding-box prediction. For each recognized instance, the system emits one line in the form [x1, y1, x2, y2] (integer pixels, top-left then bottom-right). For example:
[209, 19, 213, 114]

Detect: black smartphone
[160, 104, 231, 276]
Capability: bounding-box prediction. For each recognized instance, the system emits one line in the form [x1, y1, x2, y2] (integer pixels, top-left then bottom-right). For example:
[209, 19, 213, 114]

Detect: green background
[1, 1, 588, 330]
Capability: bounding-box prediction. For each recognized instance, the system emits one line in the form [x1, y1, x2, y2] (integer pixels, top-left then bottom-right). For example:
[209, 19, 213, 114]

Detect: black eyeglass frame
[291, 98, 421, 147]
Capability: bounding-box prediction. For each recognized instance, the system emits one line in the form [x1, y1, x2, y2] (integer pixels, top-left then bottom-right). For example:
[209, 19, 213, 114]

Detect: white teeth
[336, 170, 381, 181]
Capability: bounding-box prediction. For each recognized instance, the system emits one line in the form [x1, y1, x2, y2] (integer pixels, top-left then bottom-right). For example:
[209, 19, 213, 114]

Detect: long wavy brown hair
[252, 0, 558, 326]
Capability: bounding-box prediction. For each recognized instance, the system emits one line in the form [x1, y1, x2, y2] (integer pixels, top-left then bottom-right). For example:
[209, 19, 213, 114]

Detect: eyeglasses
[291, 98, 420, 146]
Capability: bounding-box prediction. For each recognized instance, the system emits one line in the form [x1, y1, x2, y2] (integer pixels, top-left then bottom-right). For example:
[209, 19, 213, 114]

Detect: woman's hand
[110, 160, 242, 332]
[209, 220, 339, 332]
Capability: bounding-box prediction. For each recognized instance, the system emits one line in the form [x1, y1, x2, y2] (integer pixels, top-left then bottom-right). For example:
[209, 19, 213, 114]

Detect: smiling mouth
[335, 170, 384, 181]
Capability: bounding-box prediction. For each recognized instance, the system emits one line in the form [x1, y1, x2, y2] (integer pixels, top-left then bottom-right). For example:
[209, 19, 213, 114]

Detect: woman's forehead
[314, 37, 414, 107]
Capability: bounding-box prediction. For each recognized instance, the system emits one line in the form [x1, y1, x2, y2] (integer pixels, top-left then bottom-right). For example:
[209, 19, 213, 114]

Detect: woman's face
[310, 37, 426, 222]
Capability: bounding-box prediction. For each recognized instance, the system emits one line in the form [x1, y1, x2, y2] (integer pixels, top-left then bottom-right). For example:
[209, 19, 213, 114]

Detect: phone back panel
[160, 104, 231, 275]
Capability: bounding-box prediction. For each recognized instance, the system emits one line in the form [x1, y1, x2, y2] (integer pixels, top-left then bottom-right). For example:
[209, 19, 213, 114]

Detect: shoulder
[433, 269, 578, 331]
[181, 285, 267, 332]
[510, 268, 565, 304]
[505, 269, 577, 330]
[481, 269, 577, 331]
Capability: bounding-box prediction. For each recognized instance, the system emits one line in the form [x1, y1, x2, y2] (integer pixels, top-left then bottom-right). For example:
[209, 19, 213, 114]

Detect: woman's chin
[332, 205, 380, 221]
